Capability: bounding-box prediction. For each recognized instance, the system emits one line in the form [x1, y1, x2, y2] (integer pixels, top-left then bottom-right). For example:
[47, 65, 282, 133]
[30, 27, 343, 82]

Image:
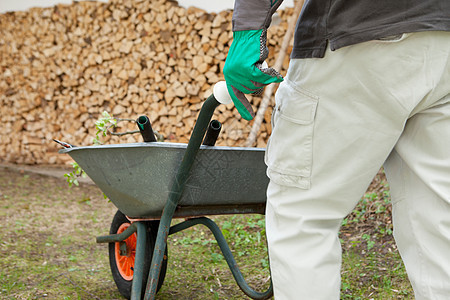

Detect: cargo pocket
[265, 80, 319, 189]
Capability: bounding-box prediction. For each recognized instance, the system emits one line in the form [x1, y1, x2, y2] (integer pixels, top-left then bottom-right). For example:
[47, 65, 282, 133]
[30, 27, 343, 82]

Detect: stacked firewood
[0, 0, 294, 165]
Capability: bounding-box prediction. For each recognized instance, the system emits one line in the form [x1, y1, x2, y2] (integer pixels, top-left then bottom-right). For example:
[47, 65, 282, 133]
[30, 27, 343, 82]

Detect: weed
[64, 162, 86, 187]
[210, 253, 224, 263]
[362, 234, 376, 250]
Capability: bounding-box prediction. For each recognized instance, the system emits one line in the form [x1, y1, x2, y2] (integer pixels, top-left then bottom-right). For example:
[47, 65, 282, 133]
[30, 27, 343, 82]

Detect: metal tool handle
[136, 115, 157, 142]
[202, 120, 222, 146]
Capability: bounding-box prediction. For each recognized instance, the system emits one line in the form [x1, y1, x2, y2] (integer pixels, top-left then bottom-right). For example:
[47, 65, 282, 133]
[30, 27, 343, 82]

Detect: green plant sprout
[64, 110, 163, 192]
[64, 162, 86, 187]
[94, 111, 120, 145]
[92, 111, 164, 145]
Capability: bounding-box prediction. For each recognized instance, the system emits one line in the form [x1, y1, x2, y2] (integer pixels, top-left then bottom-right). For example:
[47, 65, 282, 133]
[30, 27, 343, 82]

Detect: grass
[341, 250, 411, 299]
[0, 167, 413, 299]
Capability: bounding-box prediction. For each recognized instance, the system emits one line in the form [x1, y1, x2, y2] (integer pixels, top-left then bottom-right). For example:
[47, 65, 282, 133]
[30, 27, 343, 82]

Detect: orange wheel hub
[115, 223, 136, 281]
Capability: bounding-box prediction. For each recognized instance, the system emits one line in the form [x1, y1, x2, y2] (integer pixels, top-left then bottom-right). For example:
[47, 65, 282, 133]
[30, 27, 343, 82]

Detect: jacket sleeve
[232, 0, 284, 31]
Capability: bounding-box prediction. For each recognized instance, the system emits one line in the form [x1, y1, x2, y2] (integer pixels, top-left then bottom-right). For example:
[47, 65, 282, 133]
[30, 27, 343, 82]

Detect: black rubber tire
[108, 210, 168, 299]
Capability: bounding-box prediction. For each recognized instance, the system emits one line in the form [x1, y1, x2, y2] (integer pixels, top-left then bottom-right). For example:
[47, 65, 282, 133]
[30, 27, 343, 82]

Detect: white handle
[213, 81, 233, 105]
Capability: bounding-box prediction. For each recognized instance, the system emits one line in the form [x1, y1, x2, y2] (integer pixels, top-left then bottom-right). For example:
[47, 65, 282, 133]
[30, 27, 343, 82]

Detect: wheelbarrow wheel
[108, 210, 168, 299]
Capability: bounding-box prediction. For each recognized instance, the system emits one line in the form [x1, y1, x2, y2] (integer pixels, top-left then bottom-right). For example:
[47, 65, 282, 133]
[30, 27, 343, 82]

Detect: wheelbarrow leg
[170, 217, 273, 300]
[96, 221, 148, 299]
[144, 95, 221, 300]
[130, 222, 147, 300]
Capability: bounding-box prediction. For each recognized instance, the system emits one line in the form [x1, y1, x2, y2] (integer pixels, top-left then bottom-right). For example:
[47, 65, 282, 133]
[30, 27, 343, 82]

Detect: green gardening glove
[223, 29, 283, 120]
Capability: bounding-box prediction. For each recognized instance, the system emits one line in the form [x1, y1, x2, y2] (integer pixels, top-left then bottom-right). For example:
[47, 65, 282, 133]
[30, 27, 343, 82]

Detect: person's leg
[383, 31, 450, 300]
[385, 140, 450, 299]
[265, 32, 450, 299]
[384, 105, 450, 298]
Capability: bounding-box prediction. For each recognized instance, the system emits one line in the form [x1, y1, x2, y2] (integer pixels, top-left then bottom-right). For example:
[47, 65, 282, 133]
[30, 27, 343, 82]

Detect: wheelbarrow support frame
[97, 222, 148, 298]
[169, 217, 273, 299]
[97, 93, 273, 299]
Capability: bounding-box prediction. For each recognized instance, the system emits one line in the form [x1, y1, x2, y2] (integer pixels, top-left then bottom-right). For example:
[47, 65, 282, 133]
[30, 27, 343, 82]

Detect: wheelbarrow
[59, 82, 273, 299]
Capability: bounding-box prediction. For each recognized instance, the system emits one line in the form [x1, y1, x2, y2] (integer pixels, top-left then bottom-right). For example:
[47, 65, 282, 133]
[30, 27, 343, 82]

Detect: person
[223, 0, 450, 299]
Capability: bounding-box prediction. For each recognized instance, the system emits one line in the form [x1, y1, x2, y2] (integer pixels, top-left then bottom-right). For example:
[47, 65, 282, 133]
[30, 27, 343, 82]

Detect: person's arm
[223, 0, 284, 120]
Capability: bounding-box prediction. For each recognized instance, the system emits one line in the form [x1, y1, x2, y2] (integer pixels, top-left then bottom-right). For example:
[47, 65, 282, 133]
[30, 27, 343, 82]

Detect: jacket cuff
[232, 0, 284, 31]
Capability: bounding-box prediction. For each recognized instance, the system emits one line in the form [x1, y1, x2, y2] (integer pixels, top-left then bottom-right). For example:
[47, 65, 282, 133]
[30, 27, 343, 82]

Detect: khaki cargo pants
[265, 31, 450, 299]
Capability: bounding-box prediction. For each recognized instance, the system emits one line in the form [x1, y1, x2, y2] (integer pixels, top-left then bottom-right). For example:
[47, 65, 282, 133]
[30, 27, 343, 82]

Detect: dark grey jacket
[232, 0, 450, 58]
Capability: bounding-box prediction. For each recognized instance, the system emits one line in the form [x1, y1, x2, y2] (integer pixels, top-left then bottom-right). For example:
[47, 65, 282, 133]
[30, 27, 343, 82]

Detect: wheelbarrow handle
[144, 82, 230, 300]
[213, 81, 233, 105]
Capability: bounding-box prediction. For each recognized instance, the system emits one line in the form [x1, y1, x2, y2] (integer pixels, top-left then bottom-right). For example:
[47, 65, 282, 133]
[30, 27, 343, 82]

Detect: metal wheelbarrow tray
[59, 84, 273, 300]
[62, 142, 268, 219]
